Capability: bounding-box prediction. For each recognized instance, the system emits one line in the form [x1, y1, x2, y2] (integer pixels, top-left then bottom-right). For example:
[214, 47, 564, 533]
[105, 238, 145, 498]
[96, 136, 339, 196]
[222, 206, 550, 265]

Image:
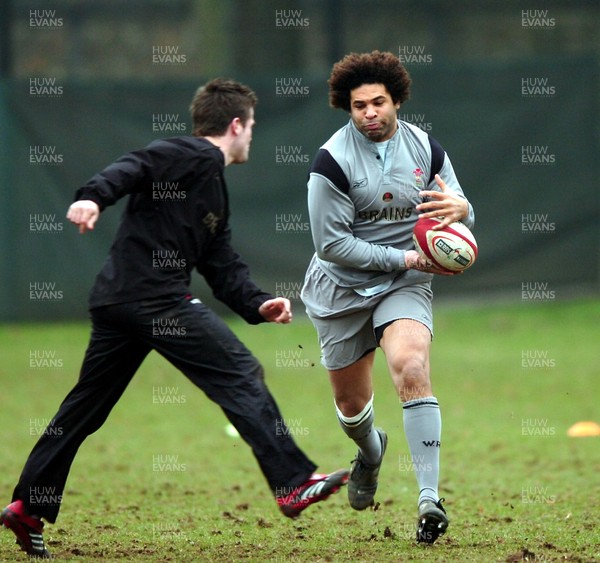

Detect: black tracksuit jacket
[74, 136, 272, 323]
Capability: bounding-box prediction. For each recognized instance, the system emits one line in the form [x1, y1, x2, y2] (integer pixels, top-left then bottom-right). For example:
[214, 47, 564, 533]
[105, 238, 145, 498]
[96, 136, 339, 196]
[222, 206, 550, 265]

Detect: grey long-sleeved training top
[306, 119, 475, 293]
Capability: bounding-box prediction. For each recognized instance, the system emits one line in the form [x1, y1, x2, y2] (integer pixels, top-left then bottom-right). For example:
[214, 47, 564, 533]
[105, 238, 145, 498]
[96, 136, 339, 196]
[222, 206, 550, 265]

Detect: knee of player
[390, 358, 430, 396]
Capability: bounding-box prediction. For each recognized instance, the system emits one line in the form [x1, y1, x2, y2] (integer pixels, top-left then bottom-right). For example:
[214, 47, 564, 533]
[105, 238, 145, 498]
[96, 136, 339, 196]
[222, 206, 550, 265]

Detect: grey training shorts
[301, 265, 433, 371]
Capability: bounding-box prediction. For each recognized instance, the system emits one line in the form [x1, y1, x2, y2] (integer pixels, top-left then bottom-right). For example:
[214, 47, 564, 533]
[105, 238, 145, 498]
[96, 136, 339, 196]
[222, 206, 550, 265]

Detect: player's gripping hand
[259, 298, 293, 324]
[416, 174, 469, 230]
[405, 250, 459, 276]
[67, 200, 100, 234]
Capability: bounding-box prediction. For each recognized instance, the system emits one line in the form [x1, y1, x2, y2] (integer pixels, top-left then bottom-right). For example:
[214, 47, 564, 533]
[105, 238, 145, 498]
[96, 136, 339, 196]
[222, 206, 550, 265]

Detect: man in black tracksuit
[0, 79, 348, 559]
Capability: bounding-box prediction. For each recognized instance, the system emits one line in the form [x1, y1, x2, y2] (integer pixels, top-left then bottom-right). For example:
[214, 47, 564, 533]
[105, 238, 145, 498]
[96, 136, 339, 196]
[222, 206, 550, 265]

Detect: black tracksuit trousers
[13, 295, 316, 522]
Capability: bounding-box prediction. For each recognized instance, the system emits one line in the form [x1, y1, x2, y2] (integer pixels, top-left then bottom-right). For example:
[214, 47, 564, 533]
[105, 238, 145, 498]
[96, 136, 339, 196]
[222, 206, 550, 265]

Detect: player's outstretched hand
[67, 200, 100, 234]
[416, 174, 469, 230]
[259, 298, 293, 324]
[405, 250, 460, 276]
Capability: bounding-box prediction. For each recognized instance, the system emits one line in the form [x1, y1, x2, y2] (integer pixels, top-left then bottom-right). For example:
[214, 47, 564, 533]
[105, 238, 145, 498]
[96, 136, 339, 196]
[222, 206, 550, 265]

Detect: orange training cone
[567, 421, 600, 437]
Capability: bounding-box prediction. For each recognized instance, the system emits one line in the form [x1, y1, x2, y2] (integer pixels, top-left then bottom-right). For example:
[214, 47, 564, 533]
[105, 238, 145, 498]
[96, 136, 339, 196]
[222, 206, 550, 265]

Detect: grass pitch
[0, 298, 599, 562]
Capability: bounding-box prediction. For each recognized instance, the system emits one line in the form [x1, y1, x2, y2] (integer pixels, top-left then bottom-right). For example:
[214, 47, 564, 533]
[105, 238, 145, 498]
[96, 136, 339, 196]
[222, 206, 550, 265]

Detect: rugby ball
[413, 217, 478, 272]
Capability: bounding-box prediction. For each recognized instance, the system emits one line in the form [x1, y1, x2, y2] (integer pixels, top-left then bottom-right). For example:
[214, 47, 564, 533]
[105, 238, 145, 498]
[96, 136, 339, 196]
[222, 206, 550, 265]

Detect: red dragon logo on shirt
[413, 168, 425, 189]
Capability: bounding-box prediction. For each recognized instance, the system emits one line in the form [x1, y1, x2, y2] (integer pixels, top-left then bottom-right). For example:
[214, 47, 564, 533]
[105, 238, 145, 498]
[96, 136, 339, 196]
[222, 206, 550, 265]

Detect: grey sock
[336, 396, 382, 464]
[402, 396, 441, 506]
